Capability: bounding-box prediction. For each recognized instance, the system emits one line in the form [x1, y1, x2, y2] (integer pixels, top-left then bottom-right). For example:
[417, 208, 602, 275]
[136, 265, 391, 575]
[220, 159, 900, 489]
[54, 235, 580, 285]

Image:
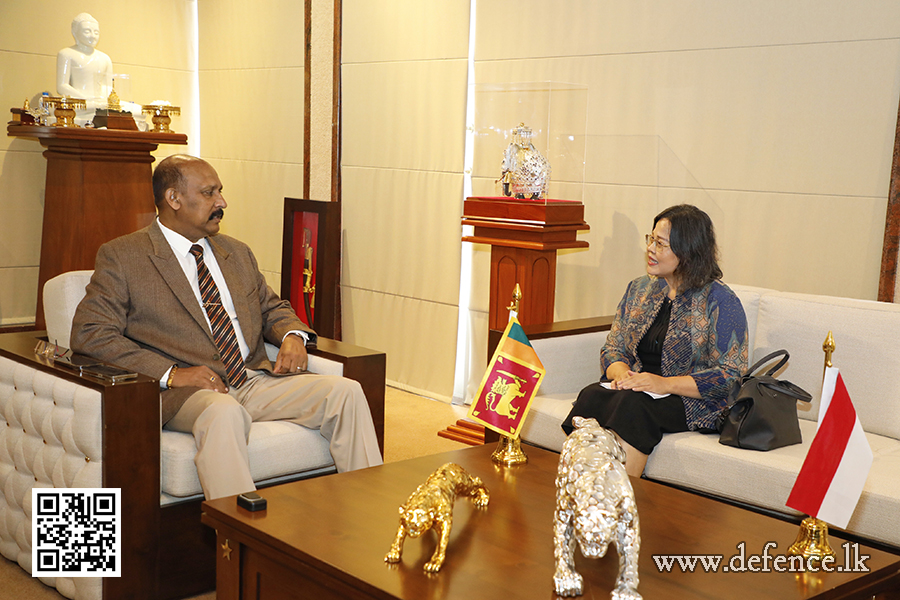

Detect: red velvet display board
[282, 198, 341, 339]
[290, 211, 319, 328]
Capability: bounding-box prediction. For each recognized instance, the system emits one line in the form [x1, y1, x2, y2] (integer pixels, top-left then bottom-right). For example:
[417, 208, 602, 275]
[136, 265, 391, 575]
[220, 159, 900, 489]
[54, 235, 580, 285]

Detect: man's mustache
[210, 208, 224, 221]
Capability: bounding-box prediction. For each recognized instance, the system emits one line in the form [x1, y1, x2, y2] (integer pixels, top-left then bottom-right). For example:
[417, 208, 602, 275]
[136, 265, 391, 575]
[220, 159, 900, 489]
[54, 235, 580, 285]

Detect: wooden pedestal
[489, 246, 557, 330]
[462, 196, 589, 330]
[441, 197, 589, 446]
[8, 124, 187, 329]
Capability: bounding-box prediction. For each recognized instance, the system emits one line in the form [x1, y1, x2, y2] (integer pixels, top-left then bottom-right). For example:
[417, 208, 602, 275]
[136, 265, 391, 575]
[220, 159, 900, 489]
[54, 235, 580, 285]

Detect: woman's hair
[653, 204, 722, 291]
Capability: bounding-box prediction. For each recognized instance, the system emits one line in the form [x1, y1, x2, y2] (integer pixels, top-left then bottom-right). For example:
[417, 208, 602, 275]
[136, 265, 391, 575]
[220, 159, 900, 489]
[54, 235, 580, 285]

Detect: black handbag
[717, 350, 812, 451]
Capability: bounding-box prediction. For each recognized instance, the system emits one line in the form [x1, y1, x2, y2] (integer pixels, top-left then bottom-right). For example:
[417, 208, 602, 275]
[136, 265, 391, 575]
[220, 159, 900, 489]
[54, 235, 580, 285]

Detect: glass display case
[471, 82, 588, 202]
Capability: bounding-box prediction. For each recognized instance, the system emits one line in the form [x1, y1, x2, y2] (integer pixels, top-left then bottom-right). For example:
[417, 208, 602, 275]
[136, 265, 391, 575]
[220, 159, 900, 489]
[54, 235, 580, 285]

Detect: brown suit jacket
[71, 221, 315, 424]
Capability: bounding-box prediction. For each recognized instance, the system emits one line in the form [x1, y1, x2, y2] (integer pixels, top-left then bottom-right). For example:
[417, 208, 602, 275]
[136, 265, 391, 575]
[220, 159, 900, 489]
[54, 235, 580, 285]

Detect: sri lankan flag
[467, 317, 544, 438]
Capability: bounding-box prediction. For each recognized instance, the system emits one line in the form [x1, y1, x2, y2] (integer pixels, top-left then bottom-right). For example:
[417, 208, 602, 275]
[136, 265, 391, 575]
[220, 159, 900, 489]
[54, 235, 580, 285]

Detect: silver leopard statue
[553, 417, 641, 599]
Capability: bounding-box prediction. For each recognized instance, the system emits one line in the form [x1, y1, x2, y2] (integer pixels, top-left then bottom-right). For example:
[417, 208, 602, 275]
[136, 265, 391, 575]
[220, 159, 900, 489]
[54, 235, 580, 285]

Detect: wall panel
[475, 1, 900, 60]
[341, 1, 470, 397]
[342, 286, 459, 400]
[342, 167, 464, 304]
[342, 60, 468, 173]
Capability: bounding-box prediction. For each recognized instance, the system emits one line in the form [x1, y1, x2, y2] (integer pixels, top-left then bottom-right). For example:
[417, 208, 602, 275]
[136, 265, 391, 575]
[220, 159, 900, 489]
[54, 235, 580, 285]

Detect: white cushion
[160, 421, 334, 498]
[753, 291, 900, 438]
[519, 393, 577, 452]
[43, 270, 93, 349]
[530, 330, 607, 396]
[725, 282, 766, 352]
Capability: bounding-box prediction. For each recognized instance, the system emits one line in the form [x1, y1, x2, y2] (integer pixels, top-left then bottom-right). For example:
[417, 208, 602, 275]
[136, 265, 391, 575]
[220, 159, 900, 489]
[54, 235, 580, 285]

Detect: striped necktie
[189, 244, 248, 388]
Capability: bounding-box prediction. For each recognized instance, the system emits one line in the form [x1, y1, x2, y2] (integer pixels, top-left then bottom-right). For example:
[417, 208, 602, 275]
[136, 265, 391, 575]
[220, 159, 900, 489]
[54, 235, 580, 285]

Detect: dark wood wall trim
[878, 91, 900, 302]
[303, 0, 312, 199]
[0, 324, 37, 334]
[332, 0, 343, 339]
[332, 0, 342, 206]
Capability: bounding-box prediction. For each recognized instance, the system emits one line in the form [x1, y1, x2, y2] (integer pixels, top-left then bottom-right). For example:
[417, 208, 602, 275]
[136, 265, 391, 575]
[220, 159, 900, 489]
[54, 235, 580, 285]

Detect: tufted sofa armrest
[0, 330, 161, 600]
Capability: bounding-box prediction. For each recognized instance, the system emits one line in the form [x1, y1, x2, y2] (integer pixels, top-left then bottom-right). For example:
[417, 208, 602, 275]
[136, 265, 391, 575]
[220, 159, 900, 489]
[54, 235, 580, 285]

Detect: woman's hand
[615, 371, 667, 394]
[605, 362, 631, 389]
[614, 371, 701, 398]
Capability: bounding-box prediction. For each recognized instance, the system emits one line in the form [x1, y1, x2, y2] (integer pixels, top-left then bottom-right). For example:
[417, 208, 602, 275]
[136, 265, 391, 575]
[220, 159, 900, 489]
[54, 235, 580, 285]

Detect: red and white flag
[786, 367, 873, 529]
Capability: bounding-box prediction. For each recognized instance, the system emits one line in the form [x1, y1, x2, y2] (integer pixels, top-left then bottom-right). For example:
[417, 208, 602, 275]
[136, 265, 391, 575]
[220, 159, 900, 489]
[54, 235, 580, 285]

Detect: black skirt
[561, 382, 688, 455]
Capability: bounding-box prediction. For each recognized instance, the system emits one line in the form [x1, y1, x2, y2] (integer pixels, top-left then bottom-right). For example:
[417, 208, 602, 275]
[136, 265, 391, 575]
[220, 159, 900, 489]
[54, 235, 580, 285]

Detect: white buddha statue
[55, 13, 146, 128]
[57, 13, 113, 108]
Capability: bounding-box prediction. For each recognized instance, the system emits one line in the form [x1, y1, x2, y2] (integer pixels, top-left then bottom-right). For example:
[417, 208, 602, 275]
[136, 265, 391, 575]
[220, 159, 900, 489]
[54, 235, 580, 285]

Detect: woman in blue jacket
[562, 204, 749, 477]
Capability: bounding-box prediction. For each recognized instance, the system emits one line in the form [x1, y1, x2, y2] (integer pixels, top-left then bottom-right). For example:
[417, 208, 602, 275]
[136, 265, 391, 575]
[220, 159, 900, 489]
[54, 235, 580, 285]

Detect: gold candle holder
[141, 104, 181, 133]
[45, 96, 87, 128]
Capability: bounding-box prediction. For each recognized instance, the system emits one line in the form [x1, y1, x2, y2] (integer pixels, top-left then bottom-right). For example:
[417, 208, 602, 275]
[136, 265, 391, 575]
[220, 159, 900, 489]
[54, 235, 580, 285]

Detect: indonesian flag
[786, 367, 873, 529]
[467, 316, 544, 438]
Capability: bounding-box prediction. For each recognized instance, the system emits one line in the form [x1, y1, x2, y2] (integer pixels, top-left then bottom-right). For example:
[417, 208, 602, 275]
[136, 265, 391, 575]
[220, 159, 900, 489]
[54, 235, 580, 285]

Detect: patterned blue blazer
[601, 275, 749, 431]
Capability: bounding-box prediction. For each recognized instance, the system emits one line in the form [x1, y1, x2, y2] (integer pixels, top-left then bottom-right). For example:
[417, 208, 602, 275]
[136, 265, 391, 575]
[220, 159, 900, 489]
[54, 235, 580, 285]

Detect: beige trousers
[164, 370, 383, 500]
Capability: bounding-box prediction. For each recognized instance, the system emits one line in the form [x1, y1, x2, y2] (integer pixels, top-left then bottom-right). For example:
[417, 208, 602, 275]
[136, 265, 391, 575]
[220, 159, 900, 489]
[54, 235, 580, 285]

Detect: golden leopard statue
[384, 462, 489, 572]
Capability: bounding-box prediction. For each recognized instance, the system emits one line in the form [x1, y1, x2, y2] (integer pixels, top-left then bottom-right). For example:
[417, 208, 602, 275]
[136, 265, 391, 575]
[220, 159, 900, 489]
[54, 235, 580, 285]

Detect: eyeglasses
[645, 234, 670, 251]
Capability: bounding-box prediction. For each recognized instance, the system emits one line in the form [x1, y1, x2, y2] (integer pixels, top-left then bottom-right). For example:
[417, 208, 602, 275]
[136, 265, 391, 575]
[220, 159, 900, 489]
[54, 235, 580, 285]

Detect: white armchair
[0, 271, 385, 600]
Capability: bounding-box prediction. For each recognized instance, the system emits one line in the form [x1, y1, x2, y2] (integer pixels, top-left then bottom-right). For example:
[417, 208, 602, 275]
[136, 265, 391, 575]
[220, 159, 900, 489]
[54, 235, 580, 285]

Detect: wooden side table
[7, 124, 187, 329]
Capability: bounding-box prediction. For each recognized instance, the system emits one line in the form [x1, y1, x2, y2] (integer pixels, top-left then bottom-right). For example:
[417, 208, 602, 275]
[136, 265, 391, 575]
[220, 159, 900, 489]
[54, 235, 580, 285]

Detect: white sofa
[507, 284, 900, 550]
[0, 271, 386, 600]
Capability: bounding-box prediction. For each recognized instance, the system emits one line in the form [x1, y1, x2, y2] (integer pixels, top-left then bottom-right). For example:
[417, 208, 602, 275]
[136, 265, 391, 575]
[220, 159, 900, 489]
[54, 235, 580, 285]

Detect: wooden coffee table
[202, 445, 899, 599]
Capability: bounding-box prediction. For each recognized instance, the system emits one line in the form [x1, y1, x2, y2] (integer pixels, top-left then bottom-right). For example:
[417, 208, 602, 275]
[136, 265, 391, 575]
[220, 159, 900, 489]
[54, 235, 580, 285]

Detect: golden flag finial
[823, 331, 835, 370]
[507, 283, 522, 315]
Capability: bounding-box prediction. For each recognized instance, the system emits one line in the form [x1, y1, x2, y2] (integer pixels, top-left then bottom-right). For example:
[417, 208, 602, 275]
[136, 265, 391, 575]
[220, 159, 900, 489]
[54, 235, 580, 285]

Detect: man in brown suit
[71, 154, 382, 500]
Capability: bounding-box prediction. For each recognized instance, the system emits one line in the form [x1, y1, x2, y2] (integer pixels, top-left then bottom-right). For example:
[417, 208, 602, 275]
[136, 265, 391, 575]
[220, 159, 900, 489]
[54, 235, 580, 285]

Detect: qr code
[32, 488, 121, 577]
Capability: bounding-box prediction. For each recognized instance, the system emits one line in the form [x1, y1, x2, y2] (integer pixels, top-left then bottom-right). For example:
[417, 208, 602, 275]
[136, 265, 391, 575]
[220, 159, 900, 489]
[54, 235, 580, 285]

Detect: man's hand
[273, 333, 309, 374]
[170, 366, 229, 393]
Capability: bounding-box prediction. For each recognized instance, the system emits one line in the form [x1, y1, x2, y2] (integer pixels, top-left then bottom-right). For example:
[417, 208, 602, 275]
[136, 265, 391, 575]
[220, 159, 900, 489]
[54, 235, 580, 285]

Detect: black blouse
[636, 296, 671, 376]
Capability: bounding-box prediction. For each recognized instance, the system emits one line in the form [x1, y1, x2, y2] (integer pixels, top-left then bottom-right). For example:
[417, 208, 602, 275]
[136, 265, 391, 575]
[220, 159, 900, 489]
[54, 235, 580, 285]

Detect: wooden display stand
[7, 124, 187, 329]
[461, 196, 589, 330]
[440, 197, 589, 447]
